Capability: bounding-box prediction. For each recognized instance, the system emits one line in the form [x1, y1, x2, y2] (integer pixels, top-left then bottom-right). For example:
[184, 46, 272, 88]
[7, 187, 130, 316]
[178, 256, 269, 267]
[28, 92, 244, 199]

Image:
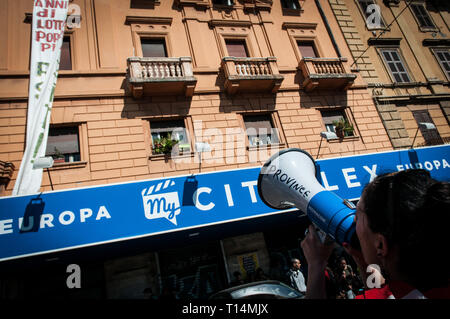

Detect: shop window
[243, 114, 280, 147]
[59, 36, 72, 70]
[320, 109, 355, 138]
[379, 48, 411, 83]
[412, 110, 443, 146]
[357, 0, 386, 29]
[281, 0, 301, 10]
[297, 41, 318, 58]
[45, 125, 81, 163]
[141, 38, 167, 57]
[410, 3, 435, 29]
[432, 48, 450, 81]
[225, 39, 249, 58]
[149, 119, 191, 155]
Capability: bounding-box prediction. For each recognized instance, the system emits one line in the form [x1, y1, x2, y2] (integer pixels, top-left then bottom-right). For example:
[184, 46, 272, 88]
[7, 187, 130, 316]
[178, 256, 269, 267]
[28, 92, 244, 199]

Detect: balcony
[299, 57, 356, 92]
[221, 57, 284, 95]
[127, 57, 197, 99]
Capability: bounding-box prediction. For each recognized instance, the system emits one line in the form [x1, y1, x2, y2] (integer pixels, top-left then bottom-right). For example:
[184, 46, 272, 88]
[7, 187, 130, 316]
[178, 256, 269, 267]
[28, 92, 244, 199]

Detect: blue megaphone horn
[257, 148, 358, 245]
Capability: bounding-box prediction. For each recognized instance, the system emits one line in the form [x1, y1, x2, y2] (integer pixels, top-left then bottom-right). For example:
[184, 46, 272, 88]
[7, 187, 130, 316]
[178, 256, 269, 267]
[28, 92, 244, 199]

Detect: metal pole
[47, 168, 54, 190]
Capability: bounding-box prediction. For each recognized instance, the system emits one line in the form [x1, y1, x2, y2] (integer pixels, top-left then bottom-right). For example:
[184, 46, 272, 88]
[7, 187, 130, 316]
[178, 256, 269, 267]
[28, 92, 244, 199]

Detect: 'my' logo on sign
[142, 180, 181, 226]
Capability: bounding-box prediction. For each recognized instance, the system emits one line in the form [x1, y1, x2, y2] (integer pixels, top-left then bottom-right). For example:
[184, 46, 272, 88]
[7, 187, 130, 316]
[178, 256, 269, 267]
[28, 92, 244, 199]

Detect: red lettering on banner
[35, 0, 44, 7]
[37, 9, 48, 17]
[37, 19, 65, 30]
[43, 1, 68, 9]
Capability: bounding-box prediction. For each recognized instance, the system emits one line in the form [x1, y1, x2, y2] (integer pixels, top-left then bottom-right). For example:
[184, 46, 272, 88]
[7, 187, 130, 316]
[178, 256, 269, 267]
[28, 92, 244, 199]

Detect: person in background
[286, 258, 307, 295]
[301, 169, 450, 299]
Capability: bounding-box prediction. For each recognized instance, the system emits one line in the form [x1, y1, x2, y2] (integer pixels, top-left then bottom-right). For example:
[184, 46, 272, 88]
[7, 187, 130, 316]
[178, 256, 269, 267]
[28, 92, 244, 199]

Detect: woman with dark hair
[301, 169, 450, 299]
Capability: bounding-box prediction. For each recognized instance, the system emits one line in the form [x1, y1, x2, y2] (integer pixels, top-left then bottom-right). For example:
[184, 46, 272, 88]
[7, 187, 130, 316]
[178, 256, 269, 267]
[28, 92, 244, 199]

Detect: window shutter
[60, 37, 72, 70]
[381, 49, 411, 83]
[226, 40, 248, 57]
[297, 41, 318, 58]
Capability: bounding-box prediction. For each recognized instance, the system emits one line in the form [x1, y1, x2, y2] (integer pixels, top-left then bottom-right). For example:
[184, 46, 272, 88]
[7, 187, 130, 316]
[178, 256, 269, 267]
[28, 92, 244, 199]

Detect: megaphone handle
[306, 225, 335, 245]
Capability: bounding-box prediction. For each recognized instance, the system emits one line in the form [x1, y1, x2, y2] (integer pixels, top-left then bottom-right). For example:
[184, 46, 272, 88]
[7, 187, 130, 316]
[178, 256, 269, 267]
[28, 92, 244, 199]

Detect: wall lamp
[33, 156, 54, 190]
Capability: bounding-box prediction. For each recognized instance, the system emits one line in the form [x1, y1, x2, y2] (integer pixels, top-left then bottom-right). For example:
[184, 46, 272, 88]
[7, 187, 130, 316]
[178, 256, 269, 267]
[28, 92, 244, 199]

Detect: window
[45, 126, 81, 163]
[297, 41, 318, 58]
[357, 0, 386, 29]
[213, 0, 233, 5]
[380, 49, 411, 83]
[411, 3, 435, 29]
[59, 36, 72, 70]
[412, 110, 443, 146]
[225, 39, 249, 58]
[149, 119, 190, 155]
[141, 38, 167, 57]
[321, 110, 355, 138]
[243, 114, 279, 147]
[432, 48, 450, 80]
[281, 0, 301, 10]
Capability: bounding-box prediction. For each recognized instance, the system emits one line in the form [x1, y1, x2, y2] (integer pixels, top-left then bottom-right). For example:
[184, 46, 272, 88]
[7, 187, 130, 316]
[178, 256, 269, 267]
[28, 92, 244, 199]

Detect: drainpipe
[314, 0, 342, 58]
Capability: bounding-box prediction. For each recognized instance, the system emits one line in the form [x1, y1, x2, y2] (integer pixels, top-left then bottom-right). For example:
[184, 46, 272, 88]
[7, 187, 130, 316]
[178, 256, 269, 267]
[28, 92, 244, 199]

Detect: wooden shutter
[226, 40, 248, 57]
[434, 49, 450, 80]
[59, 37, 72, 70]
[381, 49, 411, 83]
[297, 41, 318, 58]
[411, 4, 434, 28]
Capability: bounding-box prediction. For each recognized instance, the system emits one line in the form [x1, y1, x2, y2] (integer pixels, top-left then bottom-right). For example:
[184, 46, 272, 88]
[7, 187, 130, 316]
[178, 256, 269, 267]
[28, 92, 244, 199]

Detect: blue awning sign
[0, 145, 449, 262]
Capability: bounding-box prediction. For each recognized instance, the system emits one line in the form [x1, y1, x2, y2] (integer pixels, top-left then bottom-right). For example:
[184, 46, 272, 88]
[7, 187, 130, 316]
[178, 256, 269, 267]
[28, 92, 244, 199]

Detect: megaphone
[258, 148, 357, 246]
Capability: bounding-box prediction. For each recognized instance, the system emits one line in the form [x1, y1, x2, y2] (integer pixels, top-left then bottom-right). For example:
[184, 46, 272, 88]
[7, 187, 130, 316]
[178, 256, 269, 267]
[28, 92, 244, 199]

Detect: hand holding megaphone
[257, 148, 359, 246]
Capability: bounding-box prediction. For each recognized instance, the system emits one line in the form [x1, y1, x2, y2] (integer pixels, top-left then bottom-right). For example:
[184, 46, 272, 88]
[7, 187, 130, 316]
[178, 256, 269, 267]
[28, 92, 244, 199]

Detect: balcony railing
[221, 57, 284, 95]
[299, 57, 356, 92]
[127, 57, 197, 98]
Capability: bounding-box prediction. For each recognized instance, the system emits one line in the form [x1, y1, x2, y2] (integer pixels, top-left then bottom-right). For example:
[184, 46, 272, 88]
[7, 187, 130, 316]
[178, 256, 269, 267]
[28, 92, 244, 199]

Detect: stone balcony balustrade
[221, 56, 284, 95]
[299, 57, 356, 92]
[127, 57, 197, 99]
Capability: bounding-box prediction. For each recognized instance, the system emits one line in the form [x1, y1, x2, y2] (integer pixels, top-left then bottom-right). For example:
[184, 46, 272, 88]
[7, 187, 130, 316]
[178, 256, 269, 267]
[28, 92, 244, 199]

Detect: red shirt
[356, 285, 393, 299]
[356, 281, 450, 299]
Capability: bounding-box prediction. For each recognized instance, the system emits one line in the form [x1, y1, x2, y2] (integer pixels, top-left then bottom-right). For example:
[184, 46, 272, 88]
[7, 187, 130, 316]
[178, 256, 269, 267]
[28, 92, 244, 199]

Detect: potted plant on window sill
[332, 118, 354, 138]
[152, 134, 179, 157]
[52, 147, 65, 163]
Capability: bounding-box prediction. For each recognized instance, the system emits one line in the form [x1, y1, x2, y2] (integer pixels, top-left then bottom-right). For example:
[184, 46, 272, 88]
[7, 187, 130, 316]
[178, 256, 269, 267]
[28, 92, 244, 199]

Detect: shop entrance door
[157, 241, 227, 299]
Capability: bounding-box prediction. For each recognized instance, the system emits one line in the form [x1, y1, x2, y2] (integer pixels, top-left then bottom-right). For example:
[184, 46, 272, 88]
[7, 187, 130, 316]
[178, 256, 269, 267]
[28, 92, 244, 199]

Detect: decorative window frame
[59, 30, 76, 72]
[209, 20, 256, 59]
[376, 46, 415, 84]
[237, 111, 287, 150]
[143, 116, 195, 160]
[408, 1, 438, 32]
[126, 16, 173, 58]
[430, 47, 450, 81]
[282, 22, 322, 63]
[317, 106, 359, 141]
[281, 0, 304, 16]
[46, 122, 89, 169]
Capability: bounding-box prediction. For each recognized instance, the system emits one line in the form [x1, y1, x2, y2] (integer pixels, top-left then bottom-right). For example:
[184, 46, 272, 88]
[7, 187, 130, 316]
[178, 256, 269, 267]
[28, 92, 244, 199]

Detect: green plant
[53, 147, 64, 159]
[332, 117, 354, 137]
[153, 133, 179, 155]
